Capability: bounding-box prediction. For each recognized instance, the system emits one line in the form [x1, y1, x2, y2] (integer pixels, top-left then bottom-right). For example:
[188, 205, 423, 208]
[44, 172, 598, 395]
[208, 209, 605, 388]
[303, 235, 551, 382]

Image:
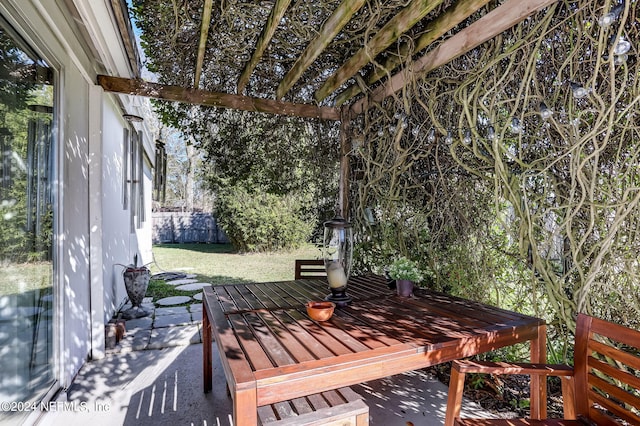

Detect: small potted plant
[387, 257, 423, 297]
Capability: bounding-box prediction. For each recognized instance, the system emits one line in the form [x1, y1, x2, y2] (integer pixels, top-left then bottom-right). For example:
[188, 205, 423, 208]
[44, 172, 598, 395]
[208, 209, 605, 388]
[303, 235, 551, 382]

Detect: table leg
[234, 386, 257, 426]
[529, 323, 547, 419]
[203, 305, 212, 393]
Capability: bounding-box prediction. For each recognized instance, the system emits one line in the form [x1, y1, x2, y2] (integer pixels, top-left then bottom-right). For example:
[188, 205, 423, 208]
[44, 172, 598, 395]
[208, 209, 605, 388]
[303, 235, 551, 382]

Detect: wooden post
[530, 322, 547, 419]
[202, 293, 212, 393]
[339, 108, 351, 218]
[444, 363, 466, 426]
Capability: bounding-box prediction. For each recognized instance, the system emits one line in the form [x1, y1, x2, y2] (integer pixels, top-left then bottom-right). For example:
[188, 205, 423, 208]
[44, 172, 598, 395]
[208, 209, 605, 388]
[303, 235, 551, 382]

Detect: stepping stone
[190, 303, 202, 312]
[151, 272, 187, 281]
[165, 278, 199, 286]
[155, 306, 189, 316]
[120, 301, 154, 311]
[191, 311, 202, 323]
[153, 313, 192, 328]
[193, 292, 203, 301]
[125, 317, 153, 331]
[175, 283, 212, 291]
[156, 296, 191, 306]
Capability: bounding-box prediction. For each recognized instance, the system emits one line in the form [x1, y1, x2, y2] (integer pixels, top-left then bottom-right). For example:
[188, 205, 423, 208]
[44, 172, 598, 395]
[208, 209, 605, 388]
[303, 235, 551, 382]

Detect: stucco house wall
[0, 0, 154, 408]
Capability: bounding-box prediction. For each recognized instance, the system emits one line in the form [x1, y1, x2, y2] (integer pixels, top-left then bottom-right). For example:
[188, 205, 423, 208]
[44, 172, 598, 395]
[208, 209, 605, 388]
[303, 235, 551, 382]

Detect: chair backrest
[294, 259, 326, 280]
[573, 313, 640, 425]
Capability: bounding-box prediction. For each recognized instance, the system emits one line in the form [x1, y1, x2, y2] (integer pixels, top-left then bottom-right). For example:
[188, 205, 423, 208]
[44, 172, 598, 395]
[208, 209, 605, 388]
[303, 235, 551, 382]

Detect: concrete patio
[38, 279, 501, 426]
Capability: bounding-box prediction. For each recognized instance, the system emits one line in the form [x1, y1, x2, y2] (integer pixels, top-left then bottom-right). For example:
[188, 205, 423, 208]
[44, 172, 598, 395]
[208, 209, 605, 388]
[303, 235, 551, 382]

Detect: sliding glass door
[0, 17, 55, 425]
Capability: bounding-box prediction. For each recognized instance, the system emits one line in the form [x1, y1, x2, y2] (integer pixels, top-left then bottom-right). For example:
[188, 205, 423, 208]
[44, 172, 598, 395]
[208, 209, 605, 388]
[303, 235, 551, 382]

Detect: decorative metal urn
[121, 254, 151, 319]
[323, 215, 353, 307]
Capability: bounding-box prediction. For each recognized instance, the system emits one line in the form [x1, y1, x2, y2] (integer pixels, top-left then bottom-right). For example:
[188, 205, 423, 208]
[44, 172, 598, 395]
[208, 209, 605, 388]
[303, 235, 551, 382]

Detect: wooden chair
[294, 259, 326, 280]
[445, 313, 640, 426]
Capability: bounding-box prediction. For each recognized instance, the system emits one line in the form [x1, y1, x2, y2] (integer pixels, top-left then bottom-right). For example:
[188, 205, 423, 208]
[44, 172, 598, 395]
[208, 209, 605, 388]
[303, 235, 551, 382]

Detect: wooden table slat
[225, 285, 254, 311]
[281, 309, 355, 357]
[214, 285, 241, 312]
[298, 313, 374, 354]
[202, 276, 546, 426]
[258, 311, 317, 364]
[354, 298, 496, 340]
[289, 396, 315, 415]
[306, 392, 330, 410]
[287, 279, 333, 302]
[258, 282, 297, 309]
[236, 284, 268, 310]
[243, 284, 281, 310]
[413, 289, 533, 322]
[203, 284, 257, 423]
[341, 300, 436, 346]
[229, 314, 274, 371]
[328, 310, 399, 349]
[322, 389, 348, 407]
[271, 310, 337, 359]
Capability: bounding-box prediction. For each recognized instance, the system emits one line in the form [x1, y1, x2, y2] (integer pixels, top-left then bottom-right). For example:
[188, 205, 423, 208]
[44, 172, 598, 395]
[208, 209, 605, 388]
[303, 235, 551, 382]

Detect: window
[0, 16, 56, 424]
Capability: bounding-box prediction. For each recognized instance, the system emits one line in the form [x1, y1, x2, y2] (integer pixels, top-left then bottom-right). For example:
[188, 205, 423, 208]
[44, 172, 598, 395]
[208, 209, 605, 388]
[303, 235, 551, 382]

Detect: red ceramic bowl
[306, 301, 336, 321]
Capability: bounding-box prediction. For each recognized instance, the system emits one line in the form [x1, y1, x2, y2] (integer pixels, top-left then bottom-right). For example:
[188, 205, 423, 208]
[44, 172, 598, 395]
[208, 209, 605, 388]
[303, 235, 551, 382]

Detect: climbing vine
[134, 0, 639, 357]
[351, 0, 639, 357]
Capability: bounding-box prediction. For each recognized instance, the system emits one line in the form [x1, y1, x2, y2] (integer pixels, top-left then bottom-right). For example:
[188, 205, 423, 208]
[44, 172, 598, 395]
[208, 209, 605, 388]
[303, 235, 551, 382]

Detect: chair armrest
[444, 360, 576, 426]
[453, 360, 574, 377]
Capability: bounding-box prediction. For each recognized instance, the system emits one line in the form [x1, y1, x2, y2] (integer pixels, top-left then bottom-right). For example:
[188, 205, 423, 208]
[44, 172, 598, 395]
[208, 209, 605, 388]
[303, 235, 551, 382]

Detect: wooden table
[203, 275, 547, 426]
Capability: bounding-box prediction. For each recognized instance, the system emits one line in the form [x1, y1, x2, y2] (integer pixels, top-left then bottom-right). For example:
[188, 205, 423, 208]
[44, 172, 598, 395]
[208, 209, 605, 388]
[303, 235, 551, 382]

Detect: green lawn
[145, 243, 322, 302]
[150, 243, 322, 284]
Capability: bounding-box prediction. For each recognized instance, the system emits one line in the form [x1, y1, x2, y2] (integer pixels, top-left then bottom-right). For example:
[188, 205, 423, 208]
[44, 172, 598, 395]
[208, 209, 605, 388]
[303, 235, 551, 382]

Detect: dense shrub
[215, 186, 313, 252]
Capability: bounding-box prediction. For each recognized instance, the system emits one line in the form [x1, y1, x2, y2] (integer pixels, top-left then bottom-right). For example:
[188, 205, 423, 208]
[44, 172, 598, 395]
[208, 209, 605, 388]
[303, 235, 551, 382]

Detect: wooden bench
[258, 387, 369, 426]
[294, 259, 326, 280]
[445, 313, 640, 426]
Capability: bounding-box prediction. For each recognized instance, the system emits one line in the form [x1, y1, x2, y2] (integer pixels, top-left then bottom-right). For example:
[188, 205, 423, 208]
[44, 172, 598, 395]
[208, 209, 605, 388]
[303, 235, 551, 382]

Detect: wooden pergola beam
[349, 0, 558, 116]
[335, 0, 492, 106]
[109, 0, 141, 78]
[314, 0, 444, 103]
[276, 0, 366, 100]
[194, 0, 214, 89]
[98, 75, 340, 121]
[237, 0, 292, 94]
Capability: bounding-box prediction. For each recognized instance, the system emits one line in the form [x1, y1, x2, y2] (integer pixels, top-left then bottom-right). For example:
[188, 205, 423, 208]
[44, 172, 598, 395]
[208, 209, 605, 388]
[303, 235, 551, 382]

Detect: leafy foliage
[132, 0, 640, 360]
[149, 100, 341, 242]
[352, 1, 640, 360]
[131, 0, 424, 104]
[0, 27, 53, 263]
[215, 185, 313, 252]
[387, 256, 424, 282]
[0, 30, 37, 112]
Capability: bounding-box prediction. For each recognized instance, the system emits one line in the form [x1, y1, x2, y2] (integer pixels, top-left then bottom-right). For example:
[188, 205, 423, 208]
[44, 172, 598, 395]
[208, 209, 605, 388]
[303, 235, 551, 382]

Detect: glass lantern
[323, 215, 353, 306]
